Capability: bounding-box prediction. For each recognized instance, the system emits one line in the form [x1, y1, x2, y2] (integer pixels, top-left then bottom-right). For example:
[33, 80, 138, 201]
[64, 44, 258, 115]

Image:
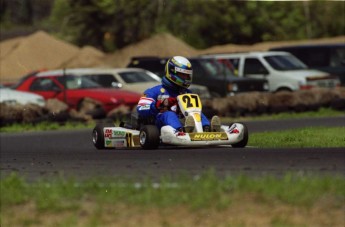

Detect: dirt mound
[103, 33, 198, 68]
[0, 31, 106, 83]
[63, 46, 106, 68]
[1, 30, 344, 84]
[0, 36, 24, 59]
[0, 31, 80, 82]
[199, 36, 345, 55]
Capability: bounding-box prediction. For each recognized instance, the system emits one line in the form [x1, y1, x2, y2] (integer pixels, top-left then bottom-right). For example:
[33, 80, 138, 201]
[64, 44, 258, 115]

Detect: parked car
[202, 51, 341, 92]
[13, 70, 142, 118]
[45, 67, 211, 99]
[127, 56, 269, 97]
[0, 84, 45, 107]
[269, 44, 345, 86]
[55, 68, 161, 94]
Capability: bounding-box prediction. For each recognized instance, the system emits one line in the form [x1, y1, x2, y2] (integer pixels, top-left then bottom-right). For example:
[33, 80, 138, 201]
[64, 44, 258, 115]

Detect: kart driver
[136, 56, 220, 136]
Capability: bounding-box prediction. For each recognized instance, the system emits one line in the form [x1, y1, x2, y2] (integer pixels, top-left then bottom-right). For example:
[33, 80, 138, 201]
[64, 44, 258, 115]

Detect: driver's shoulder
[144, 85, 164, 97]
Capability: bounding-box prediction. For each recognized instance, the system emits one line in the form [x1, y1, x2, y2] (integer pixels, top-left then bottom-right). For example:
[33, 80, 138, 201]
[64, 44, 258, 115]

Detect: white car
[202, 51, 341, 92]
[0, 85, 45, 107]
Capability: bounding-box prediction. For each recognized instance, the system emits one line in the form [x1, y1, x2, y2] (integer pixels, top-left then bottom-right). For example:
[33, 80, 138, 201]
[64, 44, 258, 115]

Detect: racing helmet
[162, 56, 193, 90]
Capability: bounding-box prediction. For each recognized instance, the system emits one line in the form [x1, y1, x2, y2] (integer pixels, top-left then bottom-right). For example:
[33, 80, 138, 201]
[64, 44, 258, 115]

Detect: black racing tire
[92, 121, 115, 149]
[231, 123, 249, 148]
[139, 125, 160, 150]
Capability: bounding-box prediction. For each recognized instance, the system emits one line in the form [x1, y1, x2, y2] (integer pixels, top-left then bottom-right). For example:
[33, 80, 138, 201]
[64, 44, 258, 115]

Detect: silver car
[42, 68, 211, 98]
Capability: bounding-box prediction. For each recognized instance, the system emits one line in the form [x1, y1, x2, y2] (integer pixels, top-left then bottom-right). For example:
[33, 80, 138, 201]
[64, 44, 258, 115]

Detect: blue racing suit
[137, 85, 210, 131]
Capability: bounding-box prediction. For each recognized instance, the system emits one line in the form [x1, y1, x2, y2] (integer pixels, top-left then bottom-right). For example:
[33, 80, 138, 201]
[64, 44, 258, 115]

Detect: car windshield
[118, 71, 161, 83]
[201, 59, 237, 78]
[56, 75, 101, 89]
[264, 55, 307, 70]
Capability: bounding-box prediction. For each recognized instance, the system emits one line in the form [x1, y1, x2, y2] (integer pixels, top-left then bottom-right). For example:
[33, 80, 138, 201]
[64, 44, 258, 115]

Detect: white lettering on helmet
[175, 67, 192, 74]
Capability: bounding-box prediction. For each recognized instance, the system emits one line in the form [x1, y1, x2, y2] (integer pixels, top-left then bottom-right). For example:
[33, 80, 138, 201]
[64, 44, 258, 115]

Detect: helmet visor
[176, 71, 191, 80]
[175, 67, 192, 80]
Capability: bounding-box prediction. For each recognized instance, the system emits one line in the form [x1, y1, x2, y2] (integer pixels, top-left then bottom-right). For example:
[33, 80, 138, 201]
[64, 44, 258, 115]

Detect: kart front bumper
[160, 123, 245, 146]
[101, 123, 246, 148]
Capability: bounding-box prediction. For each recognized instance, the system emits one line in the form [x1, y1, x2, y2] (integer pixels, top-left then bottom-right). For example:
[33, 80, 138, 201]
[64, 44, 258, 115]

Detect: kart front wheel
[139, 125, 160, 150]
[231, 123, 249, 148]
[92, 121, 115, 149]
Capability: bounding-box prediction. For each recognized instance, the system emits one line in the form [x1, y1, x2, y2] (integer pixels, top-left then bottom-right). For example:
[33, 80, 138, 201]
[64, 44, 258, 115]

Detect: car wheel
[92, 122, 115, 149]
[231, 123, 249, 148]
[139, 125, 160, 150]
[275, 87, 292, 93]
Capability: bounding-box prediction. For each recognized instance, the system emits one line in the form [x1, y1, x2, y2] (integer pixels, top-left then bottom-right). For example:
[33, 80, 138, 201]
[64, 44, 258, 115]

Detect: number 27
[182, 95, 199, 108]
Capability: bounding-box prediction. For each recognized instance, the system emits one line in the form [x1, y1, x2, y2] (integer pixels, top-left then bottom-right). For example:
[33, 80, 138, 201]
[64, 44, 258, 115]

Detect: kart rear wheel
[139, 125, 160, 150]
[92, 121, 115, 149]
[231, 123, 249, 148]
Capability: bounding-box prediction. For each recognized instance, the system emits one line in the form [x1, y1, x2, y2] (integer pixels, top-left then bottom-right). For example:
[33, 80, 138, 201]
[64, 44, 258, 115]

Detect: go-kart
[92, 94, 248, 150]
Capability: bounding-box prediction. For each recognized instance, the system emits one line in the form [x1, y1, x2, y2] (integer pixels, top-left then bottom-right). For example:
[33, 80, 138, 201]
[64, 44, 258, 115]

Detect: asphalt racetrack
[1, 116, 344, 181]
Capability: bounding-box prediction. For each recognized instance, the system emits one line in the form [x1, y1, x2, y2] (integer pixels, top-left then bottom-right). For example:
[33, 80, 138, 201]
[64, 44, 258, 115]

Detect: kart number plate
[177, 94, 202, 110]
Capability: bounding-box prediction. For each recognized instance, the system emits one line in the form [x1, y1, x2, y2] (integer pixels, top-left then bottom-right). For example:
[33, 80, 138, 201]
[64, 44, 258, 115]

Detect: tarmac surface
[1, 116, 344, 181]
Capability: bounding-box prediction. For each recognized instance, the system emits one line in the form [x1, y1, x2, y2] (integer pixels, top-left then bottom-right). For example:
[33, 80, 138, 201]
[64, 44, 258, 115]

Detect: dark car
[270, 44, 345, 86]
[14, 70, 142, 118]
[127, 56, 270, 97]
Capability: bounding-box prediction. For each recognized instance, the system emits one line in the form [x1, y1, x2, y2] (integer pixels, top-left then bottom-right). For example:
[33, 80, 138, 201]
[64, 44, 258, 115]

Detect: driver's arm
[136, 89, 159, 118]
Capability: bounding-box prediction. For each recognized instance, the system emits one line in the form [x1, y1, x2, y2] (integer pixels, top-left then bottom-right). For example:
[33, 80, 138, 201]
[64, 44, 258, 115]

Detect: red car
[14, 70, 142, 118]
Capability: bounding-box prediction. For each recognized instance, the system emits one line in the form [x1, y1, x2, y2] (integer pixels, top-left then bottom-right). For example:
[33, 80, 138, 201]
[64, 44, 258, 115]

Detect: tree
[3, 0, 343, 50]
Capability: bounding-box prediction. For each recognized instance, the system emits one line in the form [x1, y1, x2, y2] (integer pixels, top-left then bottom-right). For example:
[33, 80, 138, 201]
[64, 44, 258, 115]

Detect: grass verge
[0, 107, 344, 133]
[1, 171, 344, 226]
[223, 107, 344, 122]
[0, 121, 95, 133]
[249, 126, 345, 148]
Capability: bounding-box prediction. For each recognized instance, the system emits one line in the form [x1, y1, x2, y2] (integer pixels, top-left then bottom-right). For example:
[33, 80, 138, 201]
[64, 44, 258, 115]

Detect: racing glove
[156, 97, 177, 112]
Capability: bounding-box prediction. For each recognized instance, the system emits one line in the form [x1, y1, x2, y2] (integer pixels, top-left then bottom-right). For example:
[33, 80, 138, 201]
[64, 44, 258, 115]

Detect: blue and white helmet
[162, 56, 193, 90]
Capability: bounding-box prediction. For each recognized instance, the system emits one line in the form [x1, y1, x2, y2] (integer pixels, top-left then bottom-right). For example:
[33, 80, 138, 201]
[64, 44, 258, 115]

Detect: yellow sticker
[189, 132, 228, 141]
[160, 88, 165, 93]
[193, 113, 201, 122]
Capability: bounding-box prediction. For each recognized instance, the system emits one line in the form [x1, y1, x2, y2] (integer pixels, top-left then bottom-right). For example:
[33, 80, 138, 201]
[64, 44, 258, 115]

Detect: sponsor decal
[114, 139, 126, 148]
[189, 132, 228, 141]
[104, 129, 126, 138]
[230, 129, 239, 134]
[138, 97, 154, 105]
[105, 140, 112, 146]
[112, 130, 126, 137]
[160, 88, 165, 93]
[138, 105, 150, 110]
[105, 138, 127, 148]
[104, 129, 112, 138]
[175, 67, 192, 74]
[228, 124, 239, 134]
